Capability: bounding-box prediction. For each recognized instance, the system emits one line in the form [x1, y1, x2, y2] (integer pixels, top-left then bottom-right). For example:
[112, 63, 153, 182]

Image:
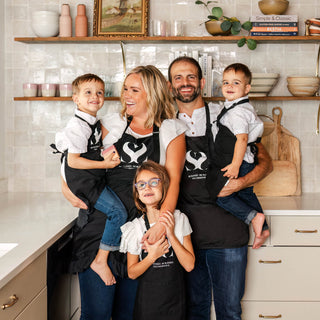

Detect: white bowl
[248, 92, 268, 97]
[250, 85, 274, 93]
[287, 84, 319, 97]
[252, 73, 279, 79]
[251, 78, 278, 86]
[31, 11, 59, 37]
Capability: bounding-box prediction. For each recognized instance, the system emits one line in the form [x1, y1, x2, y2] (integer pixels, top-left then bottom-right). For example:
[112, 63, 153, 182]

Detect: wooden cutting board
[254, 107, 301, 196]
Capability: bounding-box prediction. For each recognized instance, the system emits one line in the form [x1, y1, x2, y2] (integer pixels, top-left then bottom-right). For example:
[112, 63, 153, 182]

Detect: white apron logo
[185, 150, 207, 171]
[122, 142, 148, 163]
[93, 127, 101, 144]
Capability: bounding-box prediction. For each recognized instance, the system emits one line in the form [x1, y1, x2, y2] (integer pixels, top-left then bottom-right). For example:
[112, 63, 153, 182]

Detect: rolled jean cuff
[99, 243, 120, 251]
[246, 210, 258, 225]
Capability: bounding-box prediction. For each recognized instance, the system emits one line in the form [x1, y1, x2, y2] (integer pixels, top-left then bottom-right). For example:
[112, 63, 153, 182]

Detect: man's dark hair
[168, 56, 203, 83]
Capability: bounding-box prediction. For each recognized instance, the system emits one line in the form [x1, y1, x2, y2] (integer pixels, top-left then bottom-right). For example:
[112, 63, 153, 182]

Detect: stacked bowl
[249, 73, 280, 97]
[287, 76, 320, 96]
[258, 0, 289, 15]
[31, 11, 59, 37]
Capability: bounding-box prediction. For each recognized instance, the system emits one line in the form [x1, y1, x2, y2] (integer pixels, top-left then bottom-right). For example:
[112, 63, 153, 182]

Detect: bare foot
[251, 212, 265, 237]
[90, 250, 116, 286]
[252, 229, 270, 249]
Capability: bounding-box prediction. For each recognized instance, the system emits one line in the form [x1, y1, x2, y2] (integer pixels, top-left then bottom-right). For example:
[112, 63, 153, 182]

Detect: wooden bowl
[258, 0, 289, 15]
[287, 84, 319, 96]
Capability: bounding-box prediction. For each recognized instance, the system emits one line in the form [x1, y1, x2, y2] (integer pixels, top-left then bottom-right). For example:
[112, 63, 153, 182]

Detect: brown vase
[59, 4, 72, 37]
[75, 4, 88, 37]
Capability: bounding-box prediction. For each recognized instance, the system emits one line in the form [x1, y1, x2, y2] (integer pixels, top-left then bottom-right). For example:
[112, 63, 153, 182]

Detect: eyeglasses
[135, 178, 161, 190]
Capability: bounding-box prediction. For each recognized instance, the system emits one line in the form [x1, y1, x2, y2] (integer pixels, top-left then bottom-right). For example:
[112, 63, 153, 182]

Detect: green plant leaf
[221, 20, 231, 31]
[211, 7, 223, 19]
[195, 1, 206, 4]
[242, 21, 253, 31]
[231, 21, 241, 34]
[237, 38, 246, 47]
[247, 39, 257, 50]
[208, 15, 219, 21]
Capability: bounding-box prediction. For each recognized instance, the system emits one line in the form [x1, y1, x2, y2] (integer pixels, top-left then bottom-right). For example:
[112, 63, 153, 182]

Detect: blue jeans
[216, 161, 263, 225]
[187, 246, 248, 320]
[78, 267, 138, 320]
[94, 186, 127, 251]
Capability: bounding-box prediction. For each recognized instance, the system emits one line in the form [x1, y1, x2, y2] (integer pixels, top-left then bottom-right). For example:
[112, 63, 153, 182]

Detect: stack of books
[250, 15, 298, 36]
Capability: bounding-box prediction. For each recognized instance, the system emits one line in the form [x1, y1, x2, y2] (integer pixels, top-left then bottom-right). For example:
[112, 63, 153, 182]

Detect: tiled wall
[3, 0, 320, 193]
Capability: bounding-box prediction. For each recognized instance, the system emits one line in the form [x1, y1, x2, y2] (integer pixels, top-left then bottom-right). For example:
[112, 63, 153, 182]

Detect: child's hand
[221, 163, 240, 179]
[102, 150, 120, 169]
[102, 145, 120, 169]
[144, 235, 169, 261]
[159, 211, 175, 239]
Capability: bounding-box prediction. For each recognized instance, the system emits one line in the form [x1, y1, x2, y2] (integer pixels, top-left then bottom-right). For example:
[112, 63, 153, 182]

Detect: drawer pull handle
[1, 294, 19, 310]
[259, 259, 282, 264]
[259, 314, 282, 319]
[295, 229, 318, 233]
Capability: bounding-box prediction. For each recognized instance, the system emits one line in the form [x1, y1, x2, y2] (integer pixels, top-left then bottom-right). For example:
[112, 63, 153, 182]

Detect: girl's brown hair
[133, 160, 170, 213]
[120, 65, 176, 128]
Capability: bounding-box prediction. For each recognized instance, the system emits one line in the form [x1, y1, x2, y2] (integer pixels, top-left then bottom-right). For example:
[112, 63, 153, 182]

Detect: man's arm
[218, 142, 273, 197]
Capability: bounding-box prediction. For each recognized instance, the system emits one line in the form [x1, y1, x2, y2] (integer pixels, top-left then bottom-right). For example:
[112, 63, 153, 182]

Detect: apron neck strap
[217, 98, 249, 124]
[144, 214, 151, 230]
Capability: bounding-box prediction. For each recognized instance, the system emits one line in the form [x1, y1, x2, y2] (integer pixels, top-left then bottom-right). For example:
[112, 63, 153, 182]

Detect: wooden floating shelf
[14, 35, 320, 44]
[14, 96, 320, 102]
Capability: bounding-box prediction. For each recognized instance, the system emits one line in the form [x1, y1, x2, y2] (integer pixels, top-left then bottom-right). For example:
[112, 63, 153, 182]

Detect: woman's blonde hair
[133, 160, 170, 213]
[120, 65, 176, 128]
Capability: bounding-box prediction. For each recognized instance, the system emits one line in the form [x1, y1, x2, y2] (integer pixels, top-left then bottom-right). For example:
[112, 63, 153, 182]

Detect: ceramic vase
[75, 4, 88, 37]
[59, 4, 72, 37]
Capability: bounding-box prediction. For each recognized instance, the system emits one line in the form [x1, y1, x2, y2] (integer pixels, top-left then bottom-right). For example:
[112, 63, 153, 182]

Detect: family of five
[54, 56, 272, 320]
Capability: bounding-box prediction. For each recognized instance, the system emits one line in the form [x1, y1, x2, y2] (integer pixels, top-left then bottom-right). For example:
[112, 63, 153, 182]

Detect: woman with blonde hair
[61, 65, 187, 319]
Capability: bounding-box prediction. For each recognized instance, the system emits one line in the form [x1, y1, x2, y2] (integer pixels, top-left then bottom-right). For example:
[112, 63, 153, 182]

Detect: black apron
[133, 215, 186, 320]
[106, 121, 160, 221]
[178, 103, 249, 249]
[64, 116, 106, 212]
[207, 98, 260, 199]
[68, 121, 160, 273]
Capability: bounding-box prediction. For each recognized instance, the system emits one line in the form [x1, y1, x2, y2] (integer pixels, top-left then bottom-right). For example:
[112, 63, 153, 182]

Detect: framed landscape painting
[93, 0, 149, 37]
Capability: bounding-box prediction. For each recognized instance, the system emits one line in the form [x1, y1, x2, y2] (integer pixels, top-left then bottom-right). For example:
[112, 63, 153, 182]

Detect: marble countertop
[0, 192, 320, 289]
[0, 192, 78, 289]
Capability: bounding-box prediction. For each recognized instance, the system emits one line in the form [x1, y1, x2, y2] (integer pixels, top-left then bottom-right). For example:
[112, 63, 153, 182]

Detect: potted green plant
[195, 1, 257, 50]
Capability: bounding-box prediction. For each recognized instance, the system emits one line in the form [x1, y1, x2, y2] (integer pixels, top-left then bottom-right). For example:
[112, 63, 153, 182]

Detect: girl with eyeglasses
[120, 160, 195, 320]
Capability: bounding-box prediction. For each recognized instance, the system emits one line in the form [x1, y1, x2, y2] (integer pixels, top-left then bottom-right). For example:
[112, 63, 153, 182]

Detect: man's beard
[172, 85, 201, 103]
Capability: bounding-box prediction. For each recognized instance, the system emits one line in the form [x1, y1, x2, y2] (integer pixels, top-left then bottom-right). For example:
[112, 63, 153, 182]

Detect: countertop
[0, 192, 320, 289]
[0, 192, 78, 289]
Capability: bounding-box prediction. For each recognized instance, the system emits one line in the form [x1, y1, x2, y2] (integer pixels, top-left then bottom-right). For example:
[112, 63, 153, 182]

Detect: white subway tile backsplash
[3, 0, 320, 193]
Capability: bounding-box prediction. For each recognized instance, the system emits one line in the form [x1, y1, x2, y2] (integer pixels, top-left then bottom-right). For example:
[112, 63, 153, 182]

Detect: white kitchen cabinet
[241, 214, 320, 320]
[242, 301, 320, 320]
[0, 252, 47, 320]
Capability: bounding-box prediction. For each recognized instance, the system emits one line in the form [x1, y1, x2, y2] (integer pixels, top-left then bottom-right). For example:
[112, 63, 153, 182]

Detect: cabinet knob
[1, 294, 19, 310]
[259, 259, 282, 264]
[259, 314, 282, 319]
[294, 229, 318, 233]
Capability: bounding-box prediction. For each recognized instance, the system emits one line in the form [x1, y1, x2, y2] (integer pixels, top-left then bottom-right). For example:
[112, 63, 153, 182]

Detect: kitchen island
[1, 192, 320, 319]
